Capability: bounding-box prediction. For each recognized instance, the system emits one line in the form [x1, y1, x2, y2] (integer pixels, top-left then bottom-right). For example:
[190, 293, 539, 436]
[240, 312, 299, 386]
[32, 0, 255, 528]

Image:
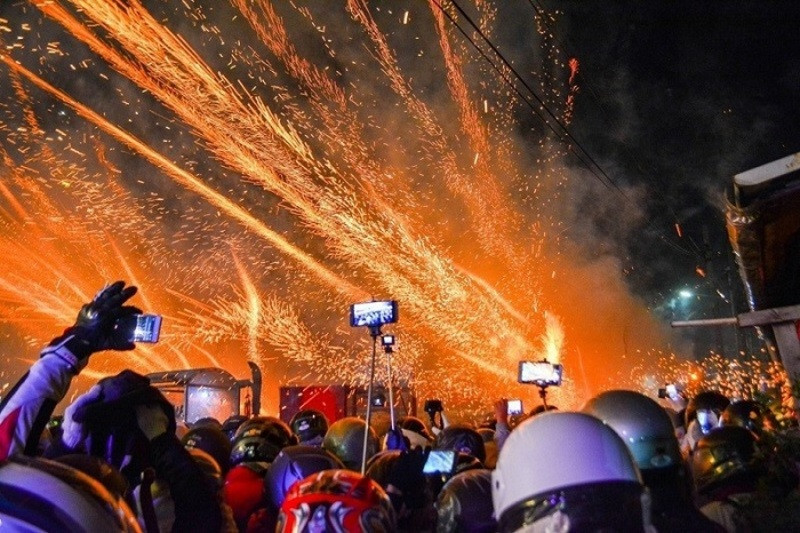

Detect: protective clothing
[582, 389, 681, 470]
[290, 409, 329, 445]
[182, 425, 232, 474]
[265, 444, 345, 508]
[224, 461, 269, 527]
[276, 469, 395, 532]
[0, 455, 140, 532]
[231, 416, 298, 466]
[691, 425, 759, 495]
[492, 412, 647, 533]
[436, 469, 497, 533]
[323, 417, 378, 471]
[435, 425, 486, 463]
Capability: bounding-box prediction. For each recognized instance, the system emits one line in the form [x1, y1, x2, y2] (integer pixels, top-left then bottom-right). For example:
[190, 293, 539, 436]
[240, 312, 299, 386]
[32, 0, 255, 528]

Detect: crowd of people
[1, 281, 800, 532]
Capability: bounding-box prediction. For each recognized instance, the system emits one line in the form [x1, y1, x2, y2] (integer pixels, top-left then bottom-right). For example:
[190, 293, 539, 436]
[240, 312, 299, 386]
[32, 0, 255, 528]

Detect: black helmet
[436, 469, 497, 533]
[720, 400, 775, 436]
[398, 416, 433, 441]
[230, 416, 298, 466]
[436, 425, 486, 463]
[685, 391, 729, 428]
[322, 417, 378, 470]
[221, 414, 249, 441]
[289, 409, 329, 444]
[182, 425, 233, 474]
[691, 426, 759, 495]
[264, 445, 344, 509]
[192, 417, 223, 430]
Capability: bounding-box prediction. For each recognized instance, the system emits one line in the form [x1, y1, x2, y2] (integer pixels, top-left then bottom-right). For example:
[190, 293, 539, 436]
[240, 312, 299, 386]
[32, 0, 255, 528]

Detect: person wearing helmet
[0, 281, 223, 532]
[720, 399, 777, 437]
[435, 424, 486, 465]
[682, 391, 730, 456]
[276, 469, 396, 532]
[492, 411, 651, 532]
[224, 460, 270, 530]
[323, 416, 379, 471]
[222, 414, 250, 441]
[366, 447, 434, 530]
[230, 416, 298, 466]
[290, 409, 329, 446]
[183, 424, 233, 475]
[436, 469, 497, 533]
[395, 415, 434, 450]
[583, 390, 720, 532]
[265, 445, 345, 510]
[0, 455, 141, 532]
[691, 425, 763, 531]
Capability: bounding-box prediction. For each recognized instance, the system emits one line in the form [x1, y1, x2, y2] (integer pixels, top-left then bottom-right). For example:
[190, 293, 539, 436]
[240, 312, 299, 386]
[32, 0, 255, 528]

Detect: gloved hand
[136, 404, 171, 441]
[57, 281, 141, 359]
[387, 446, 429, 509]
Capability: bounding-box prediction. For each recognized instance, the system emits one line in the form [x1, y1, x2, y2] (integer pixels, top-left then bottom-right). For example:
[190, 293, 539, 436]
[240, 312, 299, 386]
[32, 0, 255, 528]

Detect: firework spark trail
[232, 251, 262, 364]
[40, 0, 534, 378]
[0, 51, 365, 302]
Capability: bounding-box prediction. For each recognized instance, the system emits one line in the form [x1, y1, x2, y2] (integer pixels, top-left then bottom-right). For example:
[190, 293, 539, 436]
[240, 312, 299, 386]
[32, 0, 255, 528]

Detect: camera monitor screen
[518, 361, 563, 386]
[422, 450, 457, 475]
[350, 300, 398, 327]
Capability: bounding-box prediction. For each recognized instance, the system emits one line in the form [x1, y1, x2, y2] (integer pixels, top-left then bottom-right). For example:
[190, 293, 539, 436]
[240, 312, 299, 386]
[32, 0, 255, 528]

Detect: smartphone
[350, 300, 398, 328]
[118, 314, 162, 343]
[507, 399, 523, 416]
[518, 361, 563, 386]
[423, 450, 457, 475]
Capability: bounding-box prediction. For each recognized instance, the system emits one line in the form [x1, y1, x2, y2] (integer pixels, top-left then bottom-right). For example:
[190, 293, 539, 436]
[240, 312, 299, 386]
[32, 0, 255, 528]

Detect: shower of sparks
[0, 0, 679, 414]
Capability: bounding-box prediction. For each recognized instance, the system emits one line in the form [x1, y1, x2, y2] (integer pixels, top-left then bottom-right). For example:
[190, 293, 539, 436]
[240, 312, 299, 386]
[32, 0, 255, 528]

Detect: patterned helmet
[231, 416, 298, 466]
[290, 410, 330, 444]
[265, 445, 345, 509]
[276, 469, 395, 532]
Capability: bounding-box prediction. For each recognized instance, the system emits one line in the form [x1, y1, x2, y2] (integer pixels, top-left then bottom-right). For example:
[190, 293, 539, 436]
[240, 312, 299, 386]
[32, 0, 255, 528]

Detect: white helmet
[0, 456, 141, 532]
[582, 390, 681, 471]
[492, 412, 646, 532]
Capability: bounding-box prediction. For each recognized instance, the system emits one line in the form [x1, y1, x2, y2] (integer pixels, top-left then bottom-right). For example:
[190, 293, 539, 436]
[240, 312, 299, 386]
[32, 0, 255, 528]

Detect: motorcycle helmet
[492, 412, 646, 533]
[265, 445, 345, 508]
[290, 409, 329, 445]
[435, 425, 486, 463]
[223, 461, 269, 527]
[582, 390, 681, 471]
[322, 417, 378, 471]
[685, 391, 729, 434]
[436, 469, 497, 533]
[222, 414, 249, 441]
[230, 416, 298, 466]
[0, 455, 140, 532]
[276, 469, 395, 532]
[691, 425, 759, 495]
[182, 425, 233, 474]
[720, 400, 776, 436]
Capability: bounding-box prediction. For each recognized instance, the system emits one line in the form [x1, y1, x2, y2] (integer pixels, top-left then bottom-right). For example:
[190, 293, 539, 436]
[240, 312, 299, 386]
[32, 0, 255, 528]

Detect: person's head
[221, 414, 249, 441]
[192, 416, 223, 431]
[396, 416, 434, 449]
[230, 416, 298, 466]
[182, 424, 233, 475]
[276, 469, 395, 532]
[685, 391, 729, 434]
[437, 469, 496, 533]
[62, 370, 176, 487]
[436, 425, 486, 464]
[265, 445, 345, 509]
[720, 399, 776, 436]
[290, 409, 329, 445]
[492, 411, 647, 532]
[223, 461, 270, 528]
[691, 425, 760, 496]
[0, 455, 139, 532]
[323, 417, 378, 471]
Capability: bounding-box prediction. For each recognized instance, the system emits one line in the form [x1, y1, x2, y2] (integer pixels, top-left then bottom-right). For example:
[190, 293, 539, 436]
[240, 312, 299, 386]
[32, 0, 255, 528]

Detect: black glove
[388, 447, 429, 509]
[55, 281, 140, 359]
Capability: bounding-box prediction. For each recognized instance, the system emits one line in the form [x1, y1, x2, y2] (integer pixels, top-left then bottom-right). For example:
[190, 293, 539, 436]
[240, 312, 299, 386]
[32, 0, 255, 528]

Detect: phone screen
[126, 314, 162, 343]
[507, 399, 523, 415]
[423, 450, 457, 475]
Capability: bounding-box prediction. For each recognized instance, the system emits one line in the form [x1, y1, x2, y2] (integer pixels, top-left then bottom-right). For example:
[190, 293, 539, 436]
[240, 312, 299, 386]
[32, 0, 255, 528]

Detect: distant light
[678, 289, 693, 299]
